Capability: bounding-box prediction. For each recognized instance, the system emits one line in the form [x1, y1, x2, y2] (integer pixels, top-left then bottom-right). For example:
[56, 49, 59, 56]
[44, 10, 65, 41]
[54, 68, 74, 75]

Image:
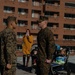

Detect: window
[31, 21, 38, 29]
[63, 35, 75, 41]
[4, 6, 15, 13]
[17, 20, 28, 26]
[17, 44, 22, 50]
[45, 0, 60, 6]
[47, 22, 59, 28]
[32, 10, 41, 18]
[54, 34, 58, 40]
[61, 46, 75, 50]
[64, 13, 75, 19]
[64, 24, 75, 30]
[32, 0, 41, 6]
[11, 0, 15, 1]
[65, 2, 75, 8]
[3, 19, 7, 25]
[33, 35, 37, 41]
[18, 0, 28, 3]
[18, 8, 28, 15]
[45, 11, 59, 18]
[17, 32, 25, 38]
[4, 0, 15, 1]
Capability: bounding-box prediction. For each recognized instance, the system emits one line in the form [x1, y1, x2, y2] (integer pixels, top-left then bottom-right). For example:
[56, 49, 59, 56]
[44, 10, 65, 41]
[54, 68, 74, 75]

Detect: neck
[7, 25, 13, 30]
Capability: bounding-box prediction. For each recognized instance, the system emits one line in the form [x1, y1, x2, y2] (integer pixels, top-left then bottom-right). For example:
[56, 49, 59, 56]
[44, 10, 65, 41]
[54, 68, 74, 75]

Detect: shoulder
[30, 35, 33, 38]
[2, 28, 12, 34]
[4, 28, 14, 37]
[45, 27, 53, 34]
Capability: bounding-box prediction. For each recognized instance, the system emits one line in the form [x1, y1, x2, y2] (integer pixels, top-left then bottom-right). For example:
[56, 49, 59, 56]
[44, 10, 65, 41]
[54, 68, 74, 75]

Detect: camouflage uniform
[37, 27, 55, 75]
[0, 28, 17, 75]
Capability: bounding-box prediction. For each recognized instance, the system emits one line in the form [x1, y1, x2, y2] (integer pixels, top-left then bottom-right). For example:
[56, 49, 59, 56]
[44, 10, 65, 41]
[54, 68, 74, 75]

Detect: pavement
[16, 57, 36, 75]
[16, 56, 75, 75]
[0, 56, 75, 75]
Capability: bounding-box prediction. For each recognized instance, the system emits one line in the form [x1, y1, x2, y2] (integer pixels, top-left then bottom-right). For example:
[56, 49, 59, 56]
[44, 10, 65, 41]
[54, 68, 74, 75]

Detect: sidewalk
[16, 57, 36, 75]
[0, 56, 75, 75]
[16, 56, 75, 75]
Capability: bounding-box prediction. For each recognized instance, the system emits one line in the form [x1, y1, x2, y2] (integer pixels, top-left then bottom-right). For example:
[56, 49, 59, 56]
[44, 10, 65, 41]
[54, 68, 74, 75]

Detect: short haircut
[37, 16, 48, 23]
[6, 16, 16, 25]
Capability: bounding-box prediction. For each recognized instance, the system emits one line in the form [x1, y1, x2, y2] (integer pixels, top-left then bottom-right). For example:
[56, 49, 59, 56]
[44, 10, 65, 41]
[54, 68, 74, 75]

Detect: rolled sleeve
[5, 32, 14, 64]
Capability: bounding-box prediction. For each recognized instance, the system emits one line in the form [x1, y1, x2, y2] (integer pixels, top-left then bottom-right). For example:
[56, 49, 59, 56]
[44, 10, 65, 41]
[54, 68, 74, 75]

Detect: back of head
[37, 16, 48, 23]
[7, 16, 16, 26]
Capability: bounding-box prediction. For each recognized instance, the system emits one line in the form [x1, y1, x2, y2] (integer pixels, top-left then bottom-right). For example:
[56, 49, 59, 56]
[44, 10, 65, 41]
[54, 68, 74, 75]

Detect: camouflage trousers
[0, 65, 16, 75]
[36, 61, 50, 75]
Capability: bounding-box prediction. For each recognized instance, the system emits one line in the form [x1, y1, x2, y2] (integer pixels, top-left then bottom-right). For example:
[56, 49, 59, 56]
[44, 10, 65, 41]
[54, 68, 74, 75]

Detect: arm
[5, 32, 15, 65]
[46, 30, 55, 60]
[27, 35, 33, 44]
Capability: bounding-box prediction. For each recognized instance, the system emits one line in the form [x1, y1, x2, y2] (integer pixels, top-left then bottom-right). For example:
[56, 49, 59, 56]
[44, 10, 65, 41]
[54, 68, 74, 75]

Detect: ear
[10, 21, 13, 25]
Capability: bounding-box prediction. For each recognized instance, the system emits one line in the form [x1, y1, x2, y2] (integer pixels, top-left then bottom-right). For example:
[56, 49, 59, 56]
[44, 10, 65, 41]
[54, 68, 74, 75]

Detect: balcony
[32, 10, 41, 19]
[64, 13, 75, 24]
[64, 13, 75, 19]
[32, 1, 42, 10]
[45, 4, 60, 12]
[63, 29, 75, 35]
[17, 20, 28, 27]
[45, 11, 59, 20]
[64, 17, 75, 24]
[3, 19, 7, 25]
[63, 24, 75, 35]
[31, 24, 38, 29]
[32, 1, 41, 6]
[45, 0, 60, 6]
[65, 2, 75, 9]
[17, 44, 22, 51]
[33, 35, 37, 41]
[18, 8, 28, 15]
[18, 0, 28, 8]
[17, 32, 25, 39]
[63, 35, 75, 42]
[65, 7, 75, 14]
[47, 22, 59, 33]
[4, 0, 15, 1]
[4, 6, 15, 14]
[32, 13, 40, 18]
[3, 0, 15, 6]
[31, 29, 39, 34]
[55, 40, 75, 46]
[54, 34, 58, 40]
[48, 16, 59, 23]
[18, 8, 28, 18]
[18, 0, 28, 3]
[64, 24, 75, 31]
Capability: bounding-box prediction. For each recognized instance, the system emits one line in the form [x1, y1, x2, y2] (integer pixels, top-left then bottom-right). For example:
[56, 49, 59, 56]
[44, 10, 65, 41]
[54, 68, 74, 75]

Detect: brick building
[0, 0, 75, 56]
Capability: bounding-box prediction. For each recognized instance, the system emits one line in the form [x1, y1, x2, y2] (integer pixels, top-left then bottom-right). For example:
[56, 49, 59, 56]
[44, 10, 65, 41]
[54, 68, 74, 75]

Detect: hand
[45, 59, 52, 64]
[26, 33, 29, 36]
[6, 64, 12, 69]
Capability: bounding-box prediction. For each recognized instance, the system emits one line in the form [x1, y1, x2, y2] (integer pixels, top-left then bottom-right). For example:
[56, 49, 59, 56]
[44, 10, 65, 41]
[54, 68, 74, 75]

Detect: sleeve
[5, 32, 14, 64]
[28, 35, 33, 44]
[46, 30, 55, 59]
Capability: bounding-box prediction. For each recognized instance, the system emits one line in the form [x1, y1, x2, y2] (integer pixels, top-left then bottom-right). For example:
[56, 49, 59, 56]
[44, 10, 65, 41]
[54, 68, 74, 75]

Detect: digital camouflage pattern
[0, 28, 17, 75]
[37, 27, 55, 75]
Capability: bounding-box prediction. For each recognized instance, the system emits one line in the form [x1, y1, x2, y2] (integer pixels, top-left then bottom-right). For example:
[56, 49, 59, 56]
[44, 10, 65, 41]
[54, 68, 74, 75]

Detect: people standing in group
[36, 16, 55, 75]
[22, 29, 33, 67]
[0, 16, 17, 75]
